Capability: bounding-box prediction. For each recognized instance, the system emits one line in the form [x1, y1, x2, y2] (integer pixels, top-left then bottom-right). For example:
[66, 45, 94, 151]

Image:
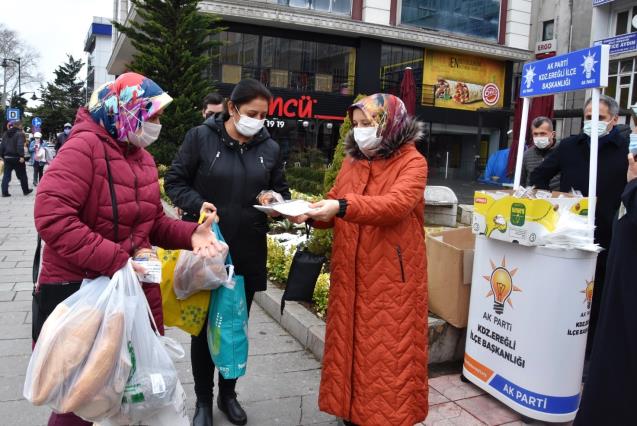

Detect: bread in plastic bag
[101, 276, 185, 424]
[172, 242, 235, 300]
[23, 265, 139, 422]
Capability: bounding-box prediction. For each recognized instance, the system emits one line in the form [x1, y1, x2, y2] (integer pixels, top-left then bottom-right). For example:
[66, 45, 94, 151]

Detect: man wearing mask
[202, 92, 224, 120]
[0, 121, 32, 197]
[520, 116, 560, 190]
[530, 94, 629, 359]
[55, 122, 72, 152]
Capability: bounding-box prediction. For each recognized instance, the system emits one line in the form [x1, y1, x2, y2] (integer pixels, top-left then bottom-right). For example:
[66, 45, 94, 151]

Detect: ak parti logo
[581, 279, 594, 310]
[483, 257, 522, 315]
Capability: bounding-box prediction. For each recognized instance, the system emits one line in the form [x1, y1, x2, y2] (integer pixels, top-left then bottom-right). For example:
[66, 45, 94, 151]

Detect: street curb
[255, 283, 466, 365]
[254, 284, 327, 361]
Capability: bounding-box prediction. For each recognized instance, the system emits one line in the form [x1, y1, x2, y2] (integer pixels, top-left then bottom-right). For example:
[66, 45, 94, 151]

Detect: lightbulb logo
[523, 65, 536, 89]
[483, 257, 522, 315]
[581, 51, 598, 79]
[581, 279, 594, 310]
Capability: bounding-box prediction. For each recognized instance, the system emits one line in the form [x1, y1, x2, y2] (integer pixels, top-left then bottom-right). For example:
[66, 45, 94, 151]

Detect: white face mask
[533, 136, 551, 150]
[583, 120, 610, 138]
[233, 106, 265, 137]
[127, 121, 162, 148]
[353, 126, 382, 156]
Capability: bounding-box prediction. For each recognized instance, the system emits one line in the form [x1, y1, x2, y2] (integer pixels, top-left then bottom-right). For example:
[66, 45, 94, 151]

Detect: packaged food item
[256, 190, 284, 205]
[472, 189, 589, 246]
[133, 249, 162, 284]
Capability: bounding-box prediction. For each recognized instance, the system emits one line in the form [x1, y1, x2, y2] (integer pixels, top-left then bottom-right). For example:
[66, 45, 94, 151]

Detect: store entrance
[425, 133, 482, 181]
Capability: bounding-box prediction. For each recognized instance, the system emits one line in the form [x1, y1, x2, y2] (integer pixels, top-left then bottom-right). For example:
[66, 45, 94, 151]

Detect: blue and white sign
[594, 33, 637, 56]
[6, 108, 20, 121]
[32, 117, 42, 128]
[593, 0, 614, 6]
[520, 45, 610, 98]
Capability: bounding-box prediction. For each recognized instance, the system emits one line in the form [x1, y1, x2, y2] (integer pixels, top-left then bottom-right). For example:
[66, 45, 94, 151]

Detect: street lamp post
[1, 57, 21, 106]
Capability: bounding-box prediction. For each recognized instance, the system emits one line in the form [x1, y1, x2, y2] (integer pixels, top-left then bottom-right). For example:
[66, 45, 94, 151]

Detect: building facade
[108, 0, 532, 181]
[84, 17, 116, 95]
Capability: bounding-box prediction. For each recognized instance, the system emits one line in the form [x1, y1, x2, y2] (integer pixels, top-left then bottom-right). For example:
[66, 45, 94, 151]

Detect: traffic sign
[32, 117, 42, 128]
[520, 45, 610, 98]
[6, 108, 20, 121]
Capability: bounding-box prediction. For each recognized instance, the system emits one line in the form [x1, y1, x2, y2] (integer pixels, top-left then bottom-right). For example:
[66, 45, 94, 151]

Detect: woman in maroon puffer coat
[33, 72, 219, 426]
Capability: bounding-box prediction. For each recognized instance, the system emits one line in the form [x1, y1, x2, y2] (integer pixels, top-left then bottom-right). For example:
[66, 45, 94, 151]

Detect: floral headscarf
[347, 93, 408, 140]
[88, 72, 173, 142]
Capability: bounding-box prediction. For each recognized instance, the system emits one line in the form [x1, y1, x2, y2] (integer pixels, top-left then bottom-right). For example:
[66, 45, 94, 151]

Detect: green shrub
[157, 164, 169, 178]
[306, 228, 333, 260]
[286, 166, 325, 196]
[312, 273, 331, 319]
[266, 237, 295, 284]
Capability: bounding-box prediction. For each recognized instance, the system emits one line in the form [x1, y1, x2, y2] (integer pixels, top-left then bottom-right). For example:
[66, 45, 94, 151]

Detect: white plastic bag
[103, 273, 185, 424]
[96, 380, 189, 426]
[172, 242, 234, 300]
[23, 264, 138, 422]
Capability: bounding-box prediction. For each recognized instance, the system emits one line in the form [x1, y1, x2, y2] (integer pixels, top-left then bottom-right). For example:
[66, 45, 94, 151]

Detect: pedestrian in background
[165, 79, 290, 426]
[55, 122, 72, 152]
[292, 94, 429, 426]
[0, 120, 32, 197]
[29, 132, 46, 186]
[202, 92, 224, 120]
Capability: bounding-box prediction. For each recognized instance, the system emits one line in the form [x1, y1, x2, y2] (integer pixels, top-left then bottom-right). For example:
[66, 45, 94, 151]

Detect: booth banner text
[464, 236, 597, 422]
[423, 49, 506, 111]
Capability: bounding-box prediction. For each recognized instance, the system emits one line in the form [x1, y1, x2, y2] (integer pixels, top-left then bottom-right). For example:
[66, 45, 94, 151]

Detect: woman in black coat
[164, 79, 290, 426]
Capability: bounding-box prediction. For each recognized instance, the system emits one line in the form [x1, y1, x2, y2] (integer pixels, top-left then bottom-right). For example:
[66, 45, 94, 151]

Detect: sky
[1, 0, 113, 102]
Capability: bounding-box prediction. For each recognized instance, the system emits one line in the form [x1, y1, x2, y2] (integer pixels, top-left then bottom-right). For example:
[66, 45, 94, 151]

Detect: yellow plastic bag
[158, 248, 210, 336]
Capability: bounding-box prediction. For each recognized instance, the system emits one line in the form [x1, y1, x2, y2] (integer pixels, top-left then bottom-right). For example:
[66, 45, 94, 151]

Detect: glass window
[542, 20, 554, 41]
[401, 0, 501, 41]
[278, 0, 351, 14]
[616, 10, 629, 35]
[212, 32, 355, 93]
[604, 57, 636, 109]
[380, 44, 424, 96]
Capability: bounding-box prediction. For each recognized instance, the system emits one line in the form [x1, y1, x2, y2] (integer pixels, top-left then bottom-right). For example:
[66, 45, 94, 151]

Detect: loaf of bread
[61, 311, 125, 412]
[74, 349, 131, 421]
[30, 305, 102, 405]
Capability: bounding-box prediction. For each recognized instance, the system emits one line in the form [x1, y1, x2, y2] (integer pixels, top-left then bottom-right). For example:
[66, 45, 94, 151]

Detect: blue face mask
[630, 133, 637, 155]
[64, 128, 71, 135]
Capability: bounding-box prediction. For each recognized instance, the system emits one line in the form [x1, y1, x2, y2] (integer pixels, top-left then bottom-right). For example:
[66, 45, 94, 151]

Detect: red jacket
[34, 107, 197, 285]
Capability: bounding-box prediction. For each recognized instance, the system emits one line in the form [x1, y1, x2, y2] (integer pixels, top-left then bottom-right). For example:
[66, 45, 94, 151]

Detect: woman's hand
[191, 213, 222, 257]
[200, 202, 217, 216]
[306, 200, 339, 222]
[628, 153, 637, 182]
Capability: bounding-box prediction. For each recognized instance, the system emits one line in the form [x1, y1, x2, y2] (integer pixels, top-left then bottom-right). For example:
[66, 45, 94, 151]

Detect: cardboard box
[426, 227, 475, 328]
[471, 190, 588, 246]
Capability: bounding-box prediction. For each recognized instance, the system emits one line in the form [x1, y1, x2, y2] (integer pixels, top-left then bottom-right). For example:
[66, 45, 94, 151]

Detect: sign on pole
[520, 45, 609, 97]
[594, 33, 637, 56]
[6, 108, 20, 122]
[32, 117, 42, 128]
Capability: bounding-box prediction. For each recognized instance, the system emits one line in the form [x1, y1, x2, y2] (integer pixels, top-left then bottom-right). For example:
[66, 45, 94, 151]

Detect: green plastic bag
[206, 223, 248, 380]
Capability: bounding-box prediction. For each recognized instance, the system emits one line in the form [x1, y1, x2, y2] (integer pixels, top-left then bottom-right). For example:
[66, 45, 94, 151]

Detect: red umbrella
[506, 95, 555, 177]
[400, 67, 417, 116]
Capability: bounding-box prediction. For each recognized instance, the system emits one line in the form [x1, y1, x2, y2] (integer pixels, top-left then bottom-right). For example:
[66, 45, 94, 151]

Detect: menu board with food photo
[423, 49, 506, 111]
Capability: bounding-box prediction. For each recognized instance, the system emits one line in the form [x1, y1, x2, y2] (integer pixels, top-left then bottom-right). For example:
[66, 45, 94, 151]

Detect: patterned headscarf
[88, 72, 173, 142]
[347, 93, 408, 140]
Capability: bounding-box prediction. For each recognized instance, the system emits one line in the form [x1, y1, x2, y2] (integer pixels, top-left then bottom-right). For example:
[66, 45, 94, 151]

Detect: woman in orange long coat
[304, 94, 429, 426]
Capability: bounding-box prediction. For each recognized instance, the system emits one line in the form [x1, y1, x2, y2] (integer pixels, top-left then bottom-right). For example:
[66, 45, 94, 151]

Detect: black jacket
[55, 132, 69, 152]
[164, 115, 290, 292]
[530, 127, 629, 249]
[0, 128, 25, 159]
